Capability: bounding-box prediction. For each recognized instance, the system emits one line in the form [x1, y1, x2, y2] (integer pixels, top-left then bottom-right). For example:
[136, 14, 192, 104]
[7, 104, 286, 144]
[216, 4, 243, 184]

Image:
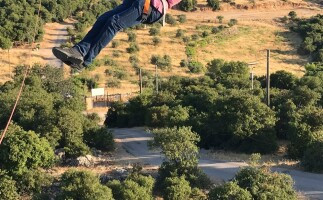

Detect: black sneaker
[62, 60, 86, 73]
[52, 47, 84, 65]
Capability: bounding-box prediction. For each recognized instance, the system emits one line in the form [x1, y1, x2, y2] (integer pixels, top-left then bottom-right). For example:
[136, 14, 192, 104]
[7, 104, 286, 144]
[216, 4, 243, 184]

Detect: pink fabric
[151, 0, 181, 14]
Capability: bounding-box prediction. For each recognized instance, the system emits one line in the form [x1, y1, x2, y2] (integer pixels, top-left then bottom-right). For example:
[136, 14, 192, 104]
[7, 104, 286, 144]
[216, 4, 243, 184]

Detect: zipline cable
[0, 0, 42, 145]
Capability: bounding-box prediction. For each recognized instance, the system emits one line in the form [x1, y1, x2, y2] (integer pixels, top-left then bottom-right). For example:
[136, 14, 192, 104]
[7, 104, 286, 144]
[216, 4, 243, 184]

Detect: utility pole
[266, 49, 270, 106]
[139, 68, 142, 94]
[247, 62, 258, 90]
[155, 65, 158, 94]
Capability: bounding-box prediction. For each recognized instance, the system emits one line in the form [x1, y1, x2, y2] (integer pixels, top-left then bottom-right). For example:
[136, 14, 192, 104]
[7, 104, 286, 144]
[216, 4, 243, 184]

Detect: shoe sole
[52, 48, 83, 65]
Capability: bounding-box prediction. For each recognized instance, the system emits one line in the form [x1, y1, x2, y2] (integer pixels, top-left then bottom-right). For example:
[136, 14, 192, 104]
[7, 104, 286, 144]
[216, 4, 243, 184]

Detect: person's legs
[83, 0, 145, 66]
[75, 1, 133, 56]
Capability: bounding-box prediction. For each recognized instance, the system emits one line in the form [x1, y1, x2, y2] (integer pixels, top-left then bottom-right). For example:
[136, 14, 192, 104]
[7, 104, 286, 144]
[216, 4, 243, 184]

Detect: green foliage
[291, 14, 323, 62]
[176, 29, 185, 38]
[188, 61, 205, 73]
[107, 173, 155, 200]
[84, 126, 115, 152]
[163, 176, 192, 200]
[270, 70, 298, 90]
[178, 15, 187, 23]
[127, 42, 140, 53]
[107, 78, 122, 88]
[208, 182, 252, 200]
[0, 36, 12, 50]
[228, 19, 238, 27]
[57, 108, 90, 158]
[0, 124, 55, 175]
[179, 0, 197, 11]
[145, 105, 189, 127]
[127, 32, 137, 42]
[288, 11, 297, 20]
[235, 167, 297, 200]
[287, 106, 323, 158]
[59, 170, 113, 200]
[217, 16, 224, 23]
[152, 37, 161, 46]
[15, 169, 53, 195]
[149, 27, 160, 36]
[165, 14, 177, 25]
[112, 40, 120, 48]
[207, 0, 220, 10]
[150, 55, 172, 70]
[151, 127, 200, 170]
[301, 141, 323, 172]
[0, 170, 19, 200]
[210, 90, 278, 153]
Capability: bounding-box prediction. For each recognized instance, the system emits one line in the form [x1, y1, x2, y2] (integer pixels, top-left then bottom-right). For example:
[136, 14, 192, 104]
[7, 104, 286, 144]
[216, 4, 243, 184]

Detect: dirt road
[111, 127, 323, 200]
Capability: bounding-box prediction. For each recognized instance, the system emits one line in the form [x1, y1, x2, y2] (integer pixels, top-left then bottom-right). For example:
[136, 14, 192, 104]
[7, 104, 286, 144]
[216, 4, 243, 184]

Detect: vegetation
[59, 170, 113, 200]
[291, 14, 323, 62]
[0, 0, 119, 49]
[207, 0, 220, 11]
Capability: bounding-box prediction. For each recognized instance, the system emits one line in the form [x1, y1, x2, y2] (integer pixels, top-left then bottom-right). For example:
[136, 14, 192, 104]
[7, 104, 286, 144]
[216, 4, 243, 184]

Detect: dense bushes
[301, 141, 323, 172]
[291, 14, 323, 62]
[207, 0, 220, 10]
[0, 170, 19, 200]
[209, 182, 252, 200]
[178, 0, 197, 11]
[163, 176, 192, 200]
[107, 173, 155, 200]
[59, 170, 113, 200]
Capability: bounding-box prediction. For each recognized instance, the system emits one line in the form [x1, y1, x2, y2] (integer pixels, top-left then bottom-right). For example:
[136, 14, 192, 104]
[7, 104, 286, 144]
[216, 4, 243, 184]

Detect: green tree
[207, 0, 220, 11]
[0, 124, 55, 175]
[0, 170, 19, 200]
[235, 167, 297, 200]
[164, 176, 192, 200]
[270, 70, 298, 90]
[208, 182, 252, 200]
[301, 141, 323, 172]
[179, 0, 197, 11]
[59, 170, 113, 200]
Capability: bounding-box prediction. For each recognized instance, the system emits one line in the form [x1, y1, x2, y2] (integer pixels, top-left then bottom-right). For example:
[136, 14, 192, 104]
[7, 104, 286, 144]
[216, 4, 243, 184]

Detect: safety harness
[142, 0, 167, 26]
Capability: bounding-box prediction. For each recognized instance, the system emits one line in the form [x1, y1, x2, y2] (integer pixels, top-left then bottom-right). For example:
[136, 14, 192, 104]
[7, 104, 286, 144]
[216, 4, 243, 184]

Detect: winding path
[111, 127, 323, 200]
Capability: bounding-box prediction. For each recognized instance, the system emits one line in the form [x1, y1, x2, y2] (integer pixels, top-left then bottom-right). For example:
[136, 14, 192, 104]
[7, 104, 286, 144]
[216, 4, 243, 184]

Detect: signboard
[91, 88, 105, 97]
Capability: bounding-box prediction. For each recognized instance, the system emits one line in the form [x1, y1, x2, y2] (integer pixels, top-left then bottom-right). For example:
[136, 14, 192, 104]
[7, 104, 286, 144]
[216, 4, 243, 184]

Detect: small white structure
[91, 88, 105, 97]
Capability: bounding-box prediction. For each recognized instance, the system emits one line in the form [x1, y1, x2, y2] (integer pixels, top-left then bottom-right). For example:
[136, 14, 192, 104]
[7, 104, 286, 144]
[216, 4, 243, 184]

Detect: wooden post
[139, 68, 142, 94]
[266, 49, 270, 106]
[155, 65, 158, 94]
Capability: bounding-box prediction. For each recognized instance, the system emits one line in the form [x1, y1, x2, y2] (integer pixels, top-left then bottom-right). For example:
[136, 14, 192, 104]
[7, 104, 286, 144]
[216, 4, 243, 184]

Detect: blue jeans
[75, 0, 162, 66]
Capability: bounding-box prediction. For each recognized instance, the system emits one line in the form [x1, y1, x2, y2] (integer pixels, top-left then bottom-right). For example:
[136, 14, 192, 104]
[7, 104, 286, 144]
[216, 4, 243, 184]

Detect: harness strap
[142, 0, 151, 20]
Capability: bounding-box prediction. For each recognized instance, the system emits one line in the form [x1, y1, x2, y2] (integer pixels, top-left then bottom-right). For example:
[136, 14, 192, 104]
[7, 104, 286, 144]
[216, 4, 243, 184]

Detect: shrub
[228, 19, 238, 27]
[191, 34, 199, 40]
[166, 14, 177, 25]
[178, 14, 187, 23]
[111, 40, 119, 48]
[202, 31, 209, 37]
[235, 167, 297, 200]
[149, 27, 160, 36]
[152, 37, 161, 46]
[129, 55, 139, 64]
[16, 169, 53, 195]
[188, 61, 205, 73]
[126, 42, 140, 53]
[288, 11, 297, 20]
[180, 59, 189, 67]
[84, 126, 115, 152]
[0, 170, 19, 200]
[209, 182, 252, 200]
[150, 55, 172, 70]
[0, 124, 55, 175]
[301, 141, 323, 172]
[127, 32, 137, 42]
[146, 105, 189, 127]
[211, 27, 219, 34]
[112, 50, 120, 57]
[176, 29, 185, 38]
[270, 70, 298, 90]
[107, 173, 155, 200]
[217, 15, 224, 23]
[190, 188, 207, 200]
[106, 78, 121, 88]
[179, 0, 197, 11]
[207, 0, 220, 10]
[59, 170, 113, 200]
[182, 36, 190, 43]
[163, 176, 191, 200]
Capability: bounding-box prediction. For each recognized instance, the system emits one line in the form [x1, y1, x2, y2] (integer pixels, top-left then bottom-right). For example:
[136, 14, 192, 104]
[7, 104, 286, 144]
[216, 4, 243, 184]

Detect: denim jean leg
[83, 0, 144, 66]
[74, 0, 133, 56]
